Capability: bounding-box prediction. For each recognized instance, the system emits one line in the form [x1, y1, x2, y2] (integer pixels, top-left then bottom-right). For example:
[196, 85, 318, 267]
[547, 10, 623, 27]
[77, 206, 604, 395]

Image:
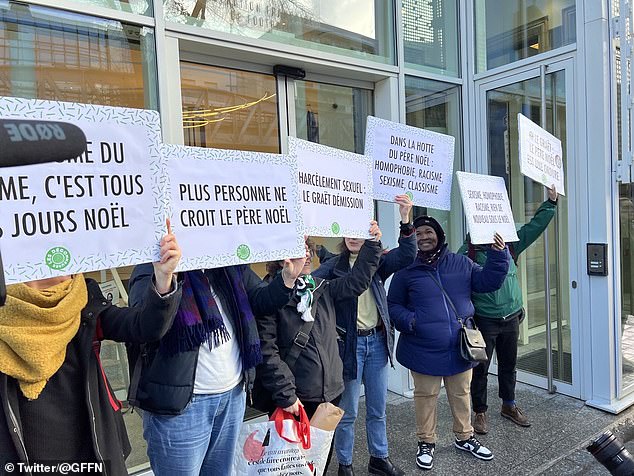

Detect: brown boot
[501, 404, 531, 427]
[473, 412, 488, 434]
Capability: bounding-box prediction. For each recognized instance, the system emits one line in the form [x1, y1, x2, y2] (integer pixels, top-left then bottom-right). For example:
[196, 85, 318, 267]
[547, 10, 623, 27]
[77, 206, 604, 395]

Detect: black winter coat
[255, 240, 382, 409]
[312, 228, 417, 381]
[128, 264, 292, 415]
[0, 277, 181, 476]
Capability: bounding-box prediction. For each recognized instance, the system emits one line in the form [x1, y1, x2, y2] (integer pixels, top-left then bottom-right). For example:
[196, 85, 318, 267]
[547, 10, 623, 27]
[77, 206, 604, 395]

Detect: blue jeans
[335, 330, 389, 465]
[143, 383, 246, 476]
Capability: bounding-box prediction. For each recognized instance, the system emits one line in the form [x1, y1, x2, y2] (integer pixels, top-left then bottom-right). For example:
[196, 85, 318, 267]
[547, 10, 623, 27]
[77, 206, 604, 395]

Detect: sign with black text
[518, 113, 566, 195]
[456, 171, 519, 245]
[364, 116, 455, 210]
[166, 144, 305, 270]
[289, 137, 373, 238]
[0, 97, 165, 284]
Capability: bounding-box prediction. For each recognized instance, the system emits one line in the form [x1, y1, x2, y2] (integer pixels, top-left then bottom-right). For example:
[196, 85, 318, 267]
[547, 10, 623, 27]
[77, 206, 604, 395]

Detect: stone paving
[325, 382, 634, 475]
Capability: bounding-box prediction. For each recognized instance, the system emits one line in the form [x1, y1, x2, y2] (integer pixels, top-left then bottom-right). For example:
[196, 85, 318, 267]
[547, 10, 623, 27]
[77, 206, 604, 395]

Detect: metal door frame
[475, 56, 581, 399]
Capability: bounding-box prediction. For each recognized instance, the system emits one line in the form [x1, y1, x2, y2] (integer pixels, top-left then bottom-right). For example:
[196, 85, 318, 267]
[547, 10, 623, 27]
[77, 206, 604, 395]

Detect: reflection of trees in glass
[167, 0, 316, 30]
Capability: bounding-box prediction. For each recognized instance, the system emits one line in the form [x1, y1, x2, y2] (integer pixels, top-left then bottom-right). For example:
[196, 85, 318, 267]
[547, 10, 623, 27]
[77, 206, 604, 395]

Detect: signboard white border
[165, 144, 306, 271]
[0, 96, 165, 283]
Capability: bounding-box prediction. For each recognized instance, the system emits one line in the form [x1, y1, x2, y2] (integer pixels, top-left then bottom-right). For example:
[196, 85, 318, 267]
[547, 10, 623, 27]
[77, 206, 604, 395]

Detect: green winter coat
[457, 199, 557, 319]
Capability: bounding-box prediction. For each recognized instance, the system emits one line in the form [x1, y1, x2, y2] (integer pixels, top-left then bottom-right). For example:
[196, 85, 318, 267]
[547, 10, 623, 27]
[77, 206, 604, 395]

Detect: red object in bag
[271, 407, 311, 450]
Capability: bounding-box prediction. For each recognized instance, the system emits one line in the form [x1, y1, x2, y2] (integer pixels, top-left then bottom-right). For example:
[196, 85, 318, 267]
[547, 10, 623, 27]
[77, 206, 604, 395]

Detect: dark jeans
[471, 312, 521, 413]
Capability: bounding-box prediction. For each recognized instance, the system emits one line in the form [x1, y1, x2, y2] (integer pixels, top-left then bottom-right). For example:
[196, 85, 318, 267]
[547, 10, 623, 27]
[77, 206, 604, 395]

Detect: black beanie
[413, 215, 446, 245]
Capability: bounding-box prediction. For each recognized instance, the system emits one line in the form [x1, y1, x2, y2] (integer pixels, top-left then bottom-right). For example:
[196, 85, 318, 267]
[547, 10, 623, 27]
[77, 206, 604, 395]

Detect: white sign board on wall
[289, 137, 373, 238]
[456, 171, 519, 245]
[364, 116, 455, 210]
[0, 97, 165, 284]
[518, 113, 566, 195]
[166, 144, 305, 270]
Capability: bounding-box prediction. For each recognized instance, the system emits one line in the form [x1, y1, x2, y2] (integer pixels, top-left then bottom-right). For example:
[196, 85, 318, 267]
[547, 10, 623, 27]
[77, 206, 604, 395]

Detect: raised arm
[256, 311, 298, 409]
[515, 186, 558, 255]
[103, 225, 182, 343]
[326, 222, 383, 300]
[470, 234, 510, 293]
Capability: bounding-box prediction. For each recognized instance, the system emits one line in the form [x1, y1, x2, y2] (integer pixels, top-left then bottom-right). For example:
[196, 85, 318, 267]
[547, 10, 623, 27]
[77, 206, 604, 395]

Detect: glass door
[478, 59, 578, 397]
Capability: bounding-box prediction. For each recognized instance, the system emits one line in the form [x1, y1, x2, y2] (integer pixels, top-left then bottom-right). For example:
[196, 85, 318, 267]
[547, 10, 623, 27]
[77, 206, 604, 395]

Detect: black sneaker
[454, 435, 493, 460]
[416, 441, 435, 470]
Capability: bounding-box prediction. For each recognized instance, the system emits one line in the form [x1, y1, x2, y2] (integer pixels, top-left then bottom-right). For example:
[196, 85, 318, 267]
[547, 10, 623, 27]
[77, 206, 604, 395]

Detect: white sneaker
[454, 435, 494, 461]
[416, 441, 435, 470]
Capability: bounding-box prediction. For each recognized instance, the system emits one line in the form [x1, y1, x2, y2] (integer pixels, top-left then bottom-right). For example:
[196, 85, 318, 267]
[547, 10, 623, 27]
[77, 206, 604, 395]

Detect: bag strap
[425, 271, 468, 326]
[272, 407, 311, 449]
[284, 319, 315, 369]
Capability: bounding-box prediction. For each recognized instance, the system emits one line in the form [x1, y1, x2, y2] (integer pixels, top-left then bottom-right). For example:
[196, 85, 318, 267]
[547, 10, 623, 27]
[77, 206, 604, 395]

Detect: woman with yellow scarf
[0, 225, 182, 475]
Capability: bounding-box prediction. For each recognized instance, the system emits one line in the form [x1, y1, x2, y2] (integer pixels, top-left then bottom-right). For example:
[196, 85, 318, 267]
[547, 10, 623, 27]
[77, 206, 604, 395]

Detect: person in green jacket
[458, 185, 558, 435]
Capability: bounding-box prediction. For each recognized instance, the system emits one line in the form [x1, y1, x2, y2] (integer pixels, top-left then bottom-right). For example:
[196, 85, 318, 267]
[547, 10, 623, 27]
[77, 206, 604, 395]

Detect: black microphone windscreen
[0, 119, 87, 168]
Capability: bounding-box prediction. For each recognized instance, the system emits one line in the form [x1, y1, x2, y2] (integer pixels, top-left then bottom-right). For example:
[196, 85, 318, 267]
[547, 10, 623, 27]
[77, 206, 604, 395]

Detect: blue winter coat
[312, 231, 417, 381]
[388, 245, 509, 377]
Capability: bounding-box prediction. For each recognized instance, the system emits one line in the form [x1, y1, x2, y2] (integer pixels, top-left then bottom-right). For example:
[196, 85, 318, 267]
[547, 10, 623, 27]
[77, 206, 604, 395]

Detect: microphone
[0, 119, 87, 168]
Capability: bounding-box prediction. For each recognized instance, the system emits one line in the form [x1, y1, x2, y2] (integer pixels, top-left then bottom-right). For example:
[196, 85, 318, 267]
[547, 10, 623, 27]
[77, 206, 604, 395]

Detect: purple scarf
[159, 268, 262, 371]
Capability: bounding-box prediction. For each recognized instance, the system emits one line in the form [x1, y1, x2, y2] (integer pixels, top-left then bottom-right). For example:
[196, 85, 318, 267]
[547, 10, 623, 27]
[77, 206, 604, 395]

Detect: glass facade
[0, 1, 158, 108]
[163, 0, 395, 65]
[404, 76, 462, 248]
[474, 0, 576, 72]
[485, 71, 571, 384]
[63, 0, 153, 15]
[402, 0, 460, 77]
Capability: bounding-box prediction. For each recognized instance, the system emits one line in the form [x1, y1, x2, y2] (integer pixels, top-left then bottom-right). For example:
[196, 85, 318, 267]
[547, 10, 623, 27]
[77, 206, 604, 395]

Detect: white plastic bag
[232, 407, 334, 476]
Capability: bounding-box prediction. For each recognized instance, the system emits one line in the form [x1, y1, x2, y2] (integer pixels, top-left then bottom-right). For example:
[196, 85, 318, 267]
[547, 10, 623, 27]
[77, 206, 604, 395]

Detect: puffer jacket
[255, 240, 382, 408]
[0, 278, 181, 476]
[388, 245, 509, 376]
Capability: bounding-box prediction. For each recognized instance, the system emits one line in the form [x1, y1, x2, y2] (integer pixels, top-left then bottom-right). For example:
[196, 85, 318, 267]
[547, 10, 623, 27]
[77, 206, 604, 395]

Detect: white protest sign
[518, 113, 565, 195]
[0, 97, 165, 284]
[289, 137, 373, 238]
[364, 116, 455, 210]
[456, 171, 519, 245]
[165, 144, 305, 270]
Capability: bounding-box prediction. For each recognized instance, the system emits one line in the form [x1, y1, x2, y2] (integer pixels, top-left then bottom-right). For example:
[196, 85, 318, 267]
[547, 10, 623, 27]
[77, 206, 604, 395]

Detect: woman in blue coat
[313, 195, 416, 476]
[387, 215, 508, 471]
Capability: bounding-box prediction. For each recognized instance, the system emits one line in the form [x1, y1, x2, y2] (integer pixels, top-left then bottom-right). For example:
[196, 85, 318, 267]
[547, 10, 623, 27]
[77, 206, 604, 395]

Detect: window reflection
[405, 77, 462, 248]
[180, 62, 280, 153]
[164, 0, 395, 64]
[402, 0, 460, 76]
[475, 0, 576, 72]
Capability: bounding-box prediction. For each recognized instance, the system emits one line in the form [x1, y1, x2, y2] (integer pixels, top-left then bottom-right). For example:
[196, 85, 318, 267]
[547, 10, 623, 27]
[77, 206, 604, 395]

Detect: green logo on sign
[406, 191, 414, 201]
[236, 244, 251, 260]
[45, 247, 71, 270]
[331, 222, 341, 234]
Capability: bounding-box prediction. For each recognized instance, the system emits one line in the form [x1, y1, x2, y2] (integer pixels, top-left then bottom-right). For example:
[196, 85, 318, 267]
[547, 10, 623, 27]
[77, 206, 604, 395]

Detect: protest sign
[364, 115, 455, 210]
[0, 96, 165, 284]
[165, 144, 305, 270]
[518, 113, 565, 195]
[456, 171, 519, 245]
[289, 137, 373, 238]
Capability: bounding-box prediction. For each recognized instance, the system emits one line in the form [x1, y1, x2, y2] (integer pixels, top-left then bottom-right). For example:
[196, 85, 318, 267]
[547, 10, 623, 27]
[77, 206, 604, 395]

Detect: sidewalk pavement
[326, 381, 634, 475]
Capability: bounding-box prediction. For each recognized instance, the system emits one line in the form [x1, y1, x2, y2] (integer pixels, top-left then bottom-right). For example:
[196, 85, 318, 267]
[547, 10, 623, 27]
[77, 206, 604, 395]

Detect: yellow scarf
[0, 275, 87, 399]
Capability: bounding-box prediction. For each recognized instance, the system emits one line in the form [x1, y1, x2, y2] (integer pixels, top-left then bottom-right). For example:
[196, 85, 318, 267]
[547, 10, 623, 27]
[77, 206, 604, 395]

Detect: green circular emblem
[331, 222, 341, 234]
[45, 247, 71, 270]
[405, 191, 414, 201]
[236, 244, 251, 260]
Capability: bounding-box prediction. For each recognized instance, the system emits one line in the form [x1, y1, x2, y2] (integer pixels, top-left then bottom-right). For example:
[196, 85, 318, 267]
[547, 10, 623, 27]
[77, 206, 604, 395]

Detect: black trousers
[470, 313, 520, 413]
